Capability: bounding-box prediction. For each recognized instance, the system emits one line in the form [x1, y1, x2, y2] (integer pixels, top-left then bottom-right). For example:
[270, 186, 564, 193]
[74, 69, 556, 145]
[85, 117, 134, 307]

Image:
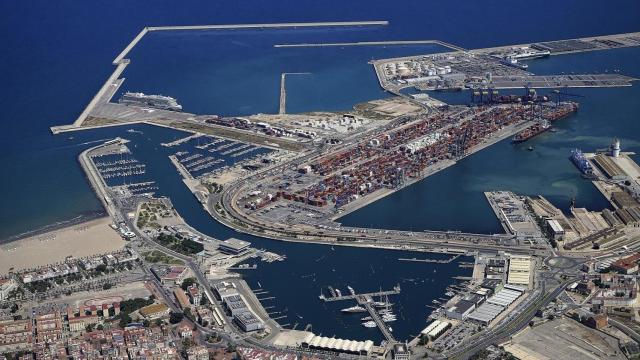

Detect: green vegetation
[117, 297, 155, 328]
[156, 233, 203, 255]
[169, 311, 184, 324]
[181, 277, 197, 291]
[143, 250, 184, 265]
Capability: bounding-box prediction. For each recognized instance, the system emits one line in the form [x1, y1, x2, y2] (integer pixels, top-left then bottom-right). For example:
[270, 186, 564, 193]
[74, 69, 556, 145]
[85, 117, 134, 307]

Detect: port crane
[552, 87, 585, 105]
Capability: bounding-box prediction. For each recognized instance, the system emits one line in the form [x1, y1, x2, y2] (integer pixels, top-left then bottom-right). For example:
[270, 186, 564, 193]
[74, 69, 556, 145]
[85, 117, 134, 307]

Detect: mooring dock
[319, 286, 400, 302]
[320, 285, 401, 342]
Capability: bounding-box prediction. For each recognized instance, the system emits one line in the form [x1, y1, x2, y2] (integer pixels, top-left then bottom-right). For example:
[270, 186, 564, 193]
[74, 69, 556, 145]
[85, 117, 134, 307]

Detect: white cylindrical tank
[612, 138, 621, 157]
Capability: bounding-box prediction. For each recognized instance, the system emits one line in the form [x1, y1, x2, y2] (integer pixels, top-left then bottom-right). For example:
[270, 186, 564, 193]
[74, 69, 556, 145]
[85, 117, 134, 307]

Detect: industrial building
[507, 255, 532, 286]
[445, 300, 476, 320]
[467, 302, 505, 325]
[611, 253, 640, 274]
[420, 320, 451, 340]
[467, 284, 524, 325]
[546, 219, 565, 240]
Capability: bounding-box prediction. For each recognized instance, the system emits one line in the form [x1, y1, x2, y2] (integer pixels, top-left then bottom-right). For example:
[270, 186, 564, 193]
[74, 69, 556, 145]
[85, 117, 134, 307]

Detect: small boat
[362, 321, 376, 328]
[527, 146, 534, 151]
[361, 316, 372, 321]
[388, 327, 393, 332]
[347, 286, 355, 296]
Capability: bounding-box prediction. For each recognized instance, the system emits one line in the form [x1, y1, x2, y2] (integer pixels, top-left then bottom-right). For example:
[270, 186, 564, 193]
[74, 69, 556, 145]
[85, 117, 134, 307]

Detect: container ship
[119, 92, 182, 111]
[544, 102, 579, 122]
[512, 121, 551, 143]
[570, 149, 594, 175]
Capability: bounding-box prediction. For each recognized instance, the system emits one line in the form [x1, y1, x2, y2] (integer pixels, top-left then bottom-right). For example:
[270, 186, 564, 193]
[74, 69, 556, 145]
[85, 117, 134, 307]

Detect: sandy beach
[0, 217, 125, 274]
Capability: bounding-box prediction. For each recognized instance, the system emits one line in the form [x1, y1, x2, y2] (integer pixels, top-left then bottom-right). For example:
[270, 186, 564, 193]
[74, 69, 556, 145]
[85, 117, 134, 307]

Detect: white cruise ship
[119, 92, 182, 111]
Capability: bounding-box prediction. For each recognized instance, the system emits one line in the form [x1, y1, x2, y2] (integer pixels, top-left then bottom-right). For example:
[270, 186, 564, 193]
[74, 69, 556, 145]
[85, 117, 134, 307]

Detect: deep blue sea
[1, 0, 640, 342]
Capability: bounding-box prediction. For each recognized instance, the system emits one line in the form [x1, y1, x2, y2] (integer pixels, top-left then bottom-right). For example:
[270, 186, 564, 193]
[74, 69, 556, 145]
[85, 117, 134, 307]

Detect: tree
[183, 308, 193, 321]
[96, 324, 104, 331]
[119, 314, 132, 328]
[85, 324, 94, 332]
[200, 293, 209, 305]
[142, 319, 150, 327]
[181, 278, 197, 291]
[102, 283, 113, 290]
[169, 311, 184, 324]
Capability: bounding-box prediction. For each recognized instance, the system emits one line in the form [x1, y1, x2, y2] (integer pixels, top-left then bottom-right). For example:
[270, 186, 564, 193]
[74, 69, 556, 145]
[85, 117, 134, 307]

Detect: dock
[358, 295, 396, 342]
[319, 285, 401, 343]
[274, 39, 465, 52]
[319, 286, 400, 302]
[398, 254, 460, 263]
[161, 133, 202, 147]
[279, 72, 311, 115]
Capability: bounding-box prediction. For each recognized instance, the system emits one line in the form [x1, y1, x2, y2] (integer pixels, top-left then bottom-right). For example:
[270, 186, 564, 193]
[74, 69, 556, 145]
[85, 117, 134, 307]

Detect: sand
[0, 217, 125, 274]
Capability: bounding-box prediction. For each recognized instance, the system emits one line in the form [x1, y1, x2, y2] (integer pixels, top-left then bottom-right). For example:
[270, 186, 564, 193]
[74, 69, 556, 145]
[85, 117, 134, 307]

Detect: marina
[3, 4, 635, 358]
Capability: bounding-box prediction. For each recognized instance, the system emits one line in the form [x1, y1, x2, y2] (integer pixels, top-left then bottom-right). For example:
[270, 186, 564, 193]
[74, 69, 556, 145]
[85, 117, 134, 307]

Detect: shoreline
[0, 211, 107, 246]
[0, 217, 126, 274]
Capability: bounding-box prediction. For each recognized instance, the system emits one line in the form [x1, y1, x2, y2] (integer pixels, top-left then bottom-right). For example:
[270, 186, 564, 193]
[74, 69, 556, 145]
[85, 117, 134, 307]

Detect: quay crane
[552, 87, 585, 106]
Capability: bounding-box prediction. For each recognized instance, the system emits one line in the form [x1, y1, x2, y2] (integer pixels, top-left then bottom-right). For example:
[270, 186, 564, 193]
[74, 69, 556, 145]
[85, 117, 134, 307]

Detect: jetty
[398, 254, 460, 263]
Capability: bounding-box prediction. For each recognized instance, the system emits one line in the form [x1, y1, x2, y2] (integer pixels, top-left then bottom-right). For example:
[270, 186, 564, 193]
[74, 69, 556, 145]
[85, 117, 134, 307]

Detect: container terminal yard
[3, 21, 635, 360]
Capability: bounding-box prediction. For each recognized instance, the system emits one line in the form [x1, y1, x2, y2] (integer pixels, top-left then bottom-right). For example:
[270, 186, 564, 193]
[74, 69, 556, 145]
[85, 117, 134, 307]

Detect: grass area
[137, 202, 172, 229]
[156, 233, 203, 255]
[142, 250, 184, 265]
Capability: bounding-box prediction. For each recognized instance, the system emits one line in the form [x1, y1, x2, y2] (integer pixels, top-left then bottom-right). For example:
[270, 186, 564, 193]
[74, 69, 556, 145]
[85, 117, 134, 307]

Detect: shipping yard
[5, 18, 638, 360]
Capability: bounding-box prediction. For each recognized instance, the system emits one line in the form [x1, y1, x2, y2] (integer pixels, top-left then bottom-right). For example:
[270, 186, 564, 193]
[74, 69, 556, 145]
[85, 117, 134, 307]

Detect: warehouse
[507, 255, 532, 286]
[487, 288, 522, 307]
[546, 219, 565, 240]
[467, 302, 505, 325]
[420, 320, 451, 340]
[445, 300, 476, 320]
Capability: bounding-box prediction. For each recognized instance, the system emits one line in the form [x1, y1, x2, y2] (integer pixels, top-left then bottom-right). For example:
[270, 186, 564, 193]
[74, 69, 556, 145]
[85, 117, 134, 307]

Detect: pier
[359, 295, 396, 342]
[319, 285, 401, 342]
[274, 39, 465, 52]
[319, 286, 400, 302]
[398, 254, 460, 263]
[279, 72, 311, 115]
[161, 133, 203, 147]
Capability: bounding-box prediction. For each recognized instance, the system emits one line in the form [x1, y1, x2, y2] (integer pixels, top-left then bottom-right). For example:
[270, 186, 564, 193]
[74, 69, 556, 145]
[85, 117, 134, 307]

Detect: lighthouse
[611, 138, 621, 158]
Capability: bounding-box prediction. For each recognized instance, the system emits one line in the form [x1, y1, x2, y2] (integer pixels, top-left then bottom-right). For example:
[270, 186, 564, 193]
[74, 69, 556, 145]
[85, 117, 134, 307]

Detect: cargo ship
[544, 102, 579, 122]
[512, 121, 551, 143]
[119, 92, 182, 111]
[570, 149, 594, 175]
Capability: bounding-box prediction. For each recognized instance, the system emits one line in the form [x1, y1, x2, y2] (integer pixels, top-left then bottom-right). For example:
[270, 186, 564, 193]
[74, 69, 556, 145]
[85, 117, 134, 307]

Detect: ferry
[341, 306, 367, 313]
[570, 149, 594, 175]
[503, 47, 551, 61]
